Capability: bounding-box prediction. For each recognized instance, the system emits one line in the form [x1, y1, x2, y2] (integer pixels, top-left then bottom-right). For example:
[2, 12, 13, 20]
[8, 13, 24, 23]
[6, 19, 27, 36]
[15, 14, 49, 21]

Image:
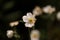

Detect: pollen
[28, 18, 35, 23]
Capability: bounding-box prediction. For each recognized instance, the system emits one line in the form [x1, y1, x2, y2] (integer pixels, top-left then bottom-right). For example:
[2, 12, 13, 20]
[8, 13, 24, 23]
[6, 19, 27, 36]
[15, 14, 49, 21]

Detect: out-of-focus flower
[43, 5, 55, 14]
[33, 6, 42, 16]
[9, 21, 19, 27]
[30, 30, 40, 40]
[57, 12, 60, 20]
[7, 30, 14, 38]
[22, 13, 36, 28]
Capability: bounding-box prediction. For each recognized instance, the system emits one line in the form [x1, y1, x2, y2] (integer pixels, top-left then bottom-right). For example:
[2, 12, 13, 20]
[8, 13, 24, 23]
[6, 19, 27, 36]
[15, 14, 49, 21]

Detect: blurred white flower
[57, 12, 60, 20]
[9, 21, 19, 27]
[33, 6, 42, 16]
[43, 5, 55, 14]
[22, 13, 36, 28]
[30, 30, 40, 40]
[7, 30, 14, 38]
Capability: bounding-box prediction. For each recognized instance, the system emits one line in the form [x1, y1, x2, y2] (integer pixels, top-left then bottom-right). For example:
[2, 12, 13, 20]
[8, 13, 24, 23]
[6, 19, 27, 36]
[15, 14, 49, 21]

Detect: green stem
[13, 27, 20, 40]
[19, 20, 24, 22]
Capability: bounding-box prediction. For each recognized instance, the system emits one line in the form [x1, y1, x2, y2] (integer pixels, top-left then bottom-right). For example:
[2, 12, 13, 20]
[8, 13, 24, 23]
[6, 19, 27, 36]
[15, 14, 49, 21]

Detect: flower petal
[27, 12, 33, 17]
[43, 6, 49, 13]
[31, 38, 39, 40]
[33, 6, 42, 16]
[57, 12, 60, 20]
[10, 21, 19, 27]
[7, 30, 14, 38]
[22, 16, 29, 22]
[31, 30, 40, 34]
[43, 5, 55, 14]
[25, 23, 34, 28]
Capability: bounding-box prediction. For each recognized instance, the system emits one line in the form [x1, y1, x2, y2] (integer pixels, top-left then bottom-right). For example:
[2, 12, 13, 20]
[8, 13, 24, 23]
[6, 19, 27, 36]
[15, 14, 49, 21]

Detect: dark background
[0, 0, 60, 40]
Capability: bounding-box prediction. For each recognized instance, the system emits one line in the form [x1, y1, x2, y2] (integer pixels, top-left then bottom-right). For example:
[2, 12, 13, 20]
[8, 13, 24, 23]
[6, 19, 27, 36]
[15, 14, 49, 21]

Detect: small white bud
[7, 30, 14, 38]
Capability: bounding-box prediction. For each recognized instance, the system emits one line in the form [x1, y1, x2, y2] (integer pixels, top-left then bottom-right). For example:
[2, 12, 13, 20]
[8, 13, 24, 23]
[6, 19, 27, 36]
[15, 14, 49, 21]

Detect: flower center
[32, 34, 38, 38]
[28, 18, 35, 23]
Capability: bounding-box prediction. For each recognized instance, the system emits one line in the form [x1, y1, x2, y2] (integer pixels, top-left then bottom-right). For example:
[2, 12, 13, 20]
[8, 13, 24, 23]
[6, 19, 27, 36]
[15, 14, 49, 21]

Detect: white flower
[22, 13, 36, 28]
[9, 21, 19, 27]
[7, 30, 14, 38]
[43, 5, 55, 14]
[33, 6, 42, 16]
[30, 30, 40, 40]
[57, 12, 60, 20]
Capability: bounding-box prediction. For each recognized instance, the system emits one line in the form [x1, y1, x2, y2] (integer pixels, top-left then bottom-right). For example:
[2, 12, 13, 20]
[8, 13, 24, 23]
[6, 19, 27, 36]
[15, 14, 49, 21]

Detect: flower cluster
[6, 5, 60, 40]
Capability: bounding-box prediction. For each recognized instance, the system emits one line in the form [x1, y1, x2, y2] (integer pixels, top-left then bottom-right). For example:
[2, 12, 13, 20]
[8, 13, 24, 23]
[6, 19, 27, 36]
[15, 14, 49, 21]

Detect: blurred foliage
[2, 1, 14, 10]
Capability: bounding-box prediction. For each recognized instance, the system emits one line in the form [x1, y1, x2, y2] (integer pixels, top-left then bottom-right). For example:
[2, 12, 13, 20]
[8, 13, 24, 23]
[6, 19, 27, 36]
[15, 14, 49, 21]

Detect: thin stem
[19, 20, 24, 22]
[13, 27, 20, 40]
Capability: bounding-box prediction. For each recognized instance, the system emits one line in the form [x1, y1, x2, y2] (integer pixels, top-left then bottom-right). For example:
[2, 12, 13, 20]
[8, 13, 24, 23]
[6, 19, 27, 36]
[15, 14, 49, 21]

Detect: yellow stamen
[28, 18, 35, 23]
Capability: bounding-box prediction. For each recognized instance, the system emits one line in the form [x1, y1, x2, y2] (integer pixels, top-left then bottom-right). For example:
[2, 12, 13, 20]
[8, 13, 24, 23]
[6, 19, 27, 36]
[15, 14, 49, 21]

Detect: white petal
[14, 21, 19, 25]
[25, 23, 34, 28]
[7, 30, 14, 38]
[33, 10, 39, 16]
[30, 30, 40, 39]
[57, 12, 60, 20]
[27, 12, 33, 17]
[33, 6, 42, 16]
[31, 30, 40, 37]
[43, 5, 55, 14]
[52, 7, 55, 12]
[43, 7, 49, 13]
[31, 38, 39, 40]
[10, 21, 19, 27]
[10, 23, 14, 27]
[22, 16, 29, 22]
[31, 30, 40, 34]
